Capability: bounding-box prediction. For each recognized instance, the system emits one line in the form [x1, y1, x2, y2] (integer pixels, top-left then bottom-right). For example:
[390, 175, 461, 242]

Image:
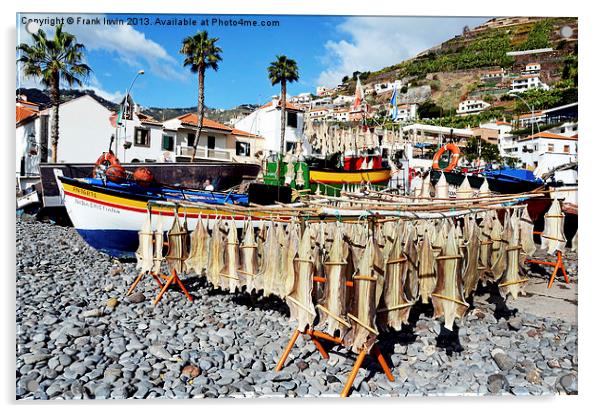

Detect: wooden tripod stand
[275, 328, 394, 397]
[126, 268, 193, 306]
[525, 250, 569, 289]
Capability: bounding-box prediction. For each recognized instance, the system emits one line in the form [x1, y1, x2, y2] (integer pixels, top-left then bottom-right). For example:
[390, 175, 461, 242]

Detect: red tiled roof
[16, 106, 38, 124]
[177, 113, 232, 132]
[259, 100, 304, 112]
[231, 128, 263, 139]
[526, 62, 540, 66]
[496, 120, 512, 126]
[519, 131, 578, 142]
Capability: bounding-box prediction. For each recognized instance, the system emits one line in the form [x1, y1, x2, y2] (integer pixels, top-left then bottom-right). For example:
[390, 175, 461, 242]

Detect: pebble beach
[16, 216, 578, 399]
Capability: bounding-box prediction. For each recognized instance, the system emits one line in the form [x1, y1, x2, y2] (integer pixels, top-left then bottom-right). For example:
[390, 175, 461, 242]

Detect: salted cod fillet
[259, 222, 280, 297]
[135, 214, 154, 274]
[152, 215, 164, 275]
[499, 212, 528, 299]
[377, 230, 414, 331]
[461, 217, 481, 298]
[541, 199, 567, 255]
[286, 229, 317, 332]
[239, 219, 259, 292]
[344, 235, 384, 354]
[431, 231, 469, 330]
[184, 217, 209, 276]
[519, 207, 537, 257]
[316, 224, 351, 336]
[166, 213, 188, 274]
[207, 219, 225, 288]
[220, 220, 240, 293]
[417, 229, 437, 304]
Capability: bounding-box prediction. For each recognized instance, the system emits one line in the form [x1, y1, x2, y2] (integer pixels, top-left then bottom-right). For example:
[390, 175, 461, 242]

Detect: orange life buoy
[432, 144, 461, 172]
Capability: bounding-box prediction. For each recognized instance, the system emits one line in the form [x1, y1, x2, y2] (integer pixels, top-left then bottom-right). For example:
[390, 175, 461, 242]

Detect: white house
[480, 68, 506, 82]
[333, 108, 350, 122]
[40, 95, 116, 164]
[395, 103, 418, 122]
[308, 107, 332, 121]
[514, 130, 577, 172]
[375, 80, 403, 95]
[457, 99, 491, 116]
[332, 95, 354, 107]
[290, 93, 312, 105]
[234, 96, 308, 155]
[316, 86, 335, 97]
[523, 62, 541, 75]
[16, 98, 43, 186]
[310, 96, 333, 108]
[511, 75, 549, 93]
[516, 111, 547, 128]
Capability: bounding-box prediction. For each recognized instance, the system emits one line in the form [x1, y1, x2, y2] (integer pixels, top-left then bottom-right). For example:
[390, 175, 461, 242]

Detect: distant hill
[16, 87, 258, 125]
[336, 17, 578, 111]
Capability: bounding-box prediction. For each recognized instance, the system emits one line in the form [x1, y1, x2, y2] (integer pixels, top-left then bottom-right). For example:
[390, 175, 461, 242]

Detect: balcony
[176, 145, 231, 161]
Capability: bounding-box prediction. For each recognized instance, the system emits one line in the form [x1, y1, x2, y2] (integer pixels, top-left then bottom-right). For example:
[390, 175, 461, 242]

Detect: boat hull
[309, 168, 391, 185]
[59, 177, 275, 258]
[41, 161, 260, 208]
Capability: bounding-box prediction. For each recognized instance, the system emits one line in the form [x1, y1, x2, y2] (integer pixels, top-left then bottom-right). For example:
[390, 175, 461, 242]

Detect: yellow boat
[309, 168, 391, 185]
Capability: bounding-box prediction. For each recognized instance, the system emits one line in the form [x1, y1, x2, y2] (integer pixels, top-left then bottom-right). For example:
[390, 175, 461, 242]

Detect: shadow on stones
[435, 324, 464, 356]
[481, 282, 518, 320]
[231, 290, 290, 318]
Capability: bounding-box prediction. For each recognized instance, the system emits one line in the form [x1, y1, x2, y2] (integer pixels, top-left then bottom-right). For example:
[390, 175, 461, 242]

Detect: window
[287, 112, 298, 128]
[187, 133, 195, 147]
[207, 136, 215, 149]
[162, 134, 174, 151]
[134, 128, 150, 147]
[564, 145, 570, 153]
[548, 143, 555, 152]
[236, 141, 251, 157]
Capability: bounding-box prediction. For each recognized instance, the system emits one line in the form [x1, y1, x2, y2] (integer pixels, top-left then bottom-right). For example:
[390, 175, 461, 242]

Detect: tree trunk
[192, 66, 206, 162]
[276, 79, 287, 181]
[50, 71, 60, 163]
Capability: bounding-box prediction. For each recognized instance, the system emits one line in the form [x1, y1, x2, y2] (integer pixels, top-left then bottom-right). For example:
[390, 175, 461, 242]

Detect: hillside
[337, 17, 578, 111]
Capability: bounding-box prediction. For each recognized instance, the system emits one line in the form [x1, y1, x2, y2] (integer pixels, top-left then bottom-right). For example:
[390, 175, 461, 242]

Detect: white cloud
[17, 13, 186, 99]
[317, 16, 487, 87]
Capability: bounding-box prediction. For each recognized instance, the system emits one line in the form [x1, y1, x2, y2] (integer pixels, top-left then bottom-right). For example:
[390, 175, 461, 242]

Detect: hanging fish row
[136, 206, 543, 355]
[304, 121, 402, 154]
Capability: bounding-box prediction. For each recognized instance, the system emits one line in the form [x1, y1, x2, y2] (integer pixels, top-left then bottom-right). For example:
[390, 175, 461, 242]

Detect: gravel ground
[16, 217, 578, 399]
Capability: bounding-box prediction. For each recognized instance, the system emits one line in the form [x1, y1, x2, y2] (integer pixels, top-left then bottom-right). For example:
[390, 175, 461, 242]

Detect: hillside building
[457, 99, 491, 116]
[511, 75, 549, 93]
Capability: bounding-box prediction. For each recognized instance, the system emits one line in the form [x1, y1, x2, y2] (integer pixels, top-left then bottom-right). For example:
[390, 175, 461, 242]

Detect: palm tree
[17, 24, 91, 162]
[180, 31, 222, 161]
[267, 55, 299, 179]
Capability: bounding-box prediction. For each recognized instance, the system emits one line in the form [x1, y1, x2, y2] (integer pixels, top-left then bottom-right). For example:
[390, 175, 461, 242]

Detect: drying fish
[435, 172, 449, 199]
[207, 219, 225, 288]
[165, 212, 188, 274]
[135, 213, 154, 273]
[431, 220, 447, 257]
[456, 176, 473, 199]
[344, 235, 384, 354]
[282, 223, 300, 297]
[239, 219, 259, 292]
[478, 178, 491, 198]
[519, 207, 537, 257]
[219, 220, 240, 293]
[417, 228, 437, 304]
[571, 231, 578, 252]
[461, 217, 480, 298]
[431, 231, 469, 330]
[403, 223, 419, 301]
[377, 232, 414, 331]
[499, 215, 528, 299]
[489, 214, 506, 282]
[540, 199, 567, 255]
[184, 217, 209, 276]
[477, 212, 494, 284]
[316, 224, 351, 337]
[286, 229, 317, 332]
[152, 214, 164, 275]
[259, 223, 280, 297]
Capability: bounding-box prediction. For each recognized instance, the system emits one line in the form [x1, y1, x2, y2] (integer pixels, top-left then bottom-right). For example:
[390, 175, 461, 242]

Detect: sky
[16, 13, 488, 110]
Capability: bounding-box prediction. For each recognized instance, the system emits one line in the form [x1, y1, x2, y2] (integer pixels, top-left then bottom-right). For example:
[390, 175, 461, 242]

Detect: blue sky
[17, 13, 488, 109]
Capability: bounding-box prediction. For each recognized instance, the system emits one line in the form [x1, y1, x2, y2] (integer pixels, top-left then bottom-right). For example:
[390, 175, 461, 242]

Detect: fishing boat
[39, 160, 261, 209]
[58, 175, 277, 258]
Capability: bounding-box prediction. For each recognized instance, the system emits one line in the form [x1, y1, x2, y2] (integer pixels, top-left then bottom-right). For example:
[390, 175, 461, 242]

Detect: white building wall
[46, 95, 114, 163]
[16, 117, 41, 176]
